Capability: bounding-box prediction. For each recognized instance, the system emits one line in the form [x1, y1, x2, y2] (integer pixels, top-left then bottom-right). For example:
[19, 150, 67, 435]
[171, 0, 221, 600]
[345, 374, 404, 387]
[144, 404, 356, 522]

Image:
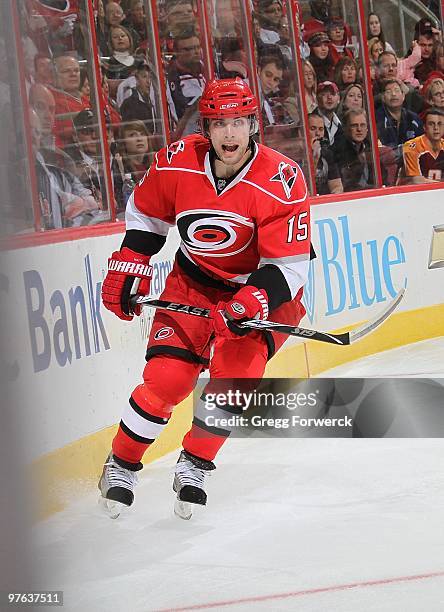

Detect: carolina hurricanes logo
[166, 140, 185, 164]
[154, 327, 174, 340]
[176, 210, 255, 258]
[270, 161, 298, 199]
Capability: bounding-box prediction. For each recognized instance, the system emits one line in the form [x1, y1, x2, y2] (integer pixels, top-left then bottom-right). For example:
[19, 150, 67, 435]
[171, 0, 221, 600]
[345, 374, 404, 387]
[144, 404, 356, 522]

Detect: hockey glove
[101, 247, 152, 321]
[212, 286, 269, 340]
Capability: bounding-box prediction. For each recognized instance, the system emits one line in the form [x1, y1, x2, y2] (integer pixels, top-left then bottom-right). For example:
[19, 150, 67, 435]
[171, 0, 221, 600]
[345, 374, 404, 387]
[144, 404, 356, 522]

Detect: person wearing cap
[303, 0, 332, 44]
[70, 108, 103, 203]
[308, 31, 334, 83]
[326, 16, 355, 64]
[120, 60, 158, 136]
[316, 80, 343, 147]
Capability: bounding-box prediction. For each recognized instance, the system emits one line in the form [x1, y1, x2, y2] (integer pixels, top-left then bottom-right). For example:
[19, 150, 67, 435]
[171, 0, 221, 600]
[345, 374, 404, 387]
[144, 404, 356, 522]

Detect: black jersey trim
[129, 396, 169, 424]
[247, 264, 291, 312]
[177, 250, 238, 291]
[119, 420, 155, 444]
[122, 229, 166, 256]
[192, 416, 231, 438]
[145, 345, 209, 366]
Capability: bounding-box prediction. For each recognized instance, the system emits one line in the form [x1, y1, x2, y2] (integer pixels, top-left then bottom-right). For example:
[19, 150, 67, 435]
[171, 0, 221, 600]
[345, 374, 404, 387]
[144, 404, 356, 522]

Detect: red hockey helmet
[199, 78, 259, 119]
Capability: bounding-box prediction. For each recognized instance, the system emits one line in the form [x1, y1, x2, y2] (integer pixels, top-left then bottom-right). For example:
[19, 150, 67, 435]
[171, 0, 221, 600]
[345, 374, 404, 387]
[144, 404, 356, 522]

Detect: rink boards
[3, 187, 443, 518]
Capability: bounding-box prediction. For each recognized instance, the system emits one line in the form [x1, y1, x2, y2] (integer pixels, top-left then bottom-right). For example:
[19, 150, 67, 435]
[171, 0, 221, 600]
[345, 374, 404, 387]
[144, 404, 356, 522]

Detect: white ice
[34, 339, 444, 612]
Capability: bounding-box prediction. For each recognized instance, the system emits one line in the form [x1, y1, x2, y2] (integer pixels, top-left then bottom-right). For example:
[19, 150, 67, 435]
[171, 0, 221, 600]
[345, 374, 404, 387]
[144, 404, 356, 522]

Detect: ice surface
[33, 339, 444, 611]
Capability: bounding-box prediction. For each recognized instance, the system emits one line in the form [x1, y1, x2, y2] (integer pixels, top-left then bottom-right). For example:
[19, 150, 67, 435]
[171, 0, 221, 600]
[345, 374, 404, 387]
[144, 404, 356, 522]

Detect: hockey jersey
[126, 134, 311, 309]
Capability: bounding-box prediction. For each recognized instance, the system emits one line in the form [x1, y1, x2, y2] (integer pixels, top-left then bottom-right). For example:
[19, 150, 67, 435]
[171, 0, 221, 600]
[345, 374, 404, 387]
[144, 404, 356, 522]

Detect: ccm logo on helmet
[154, 327, 175, 341]
[220, 103, 239, 109]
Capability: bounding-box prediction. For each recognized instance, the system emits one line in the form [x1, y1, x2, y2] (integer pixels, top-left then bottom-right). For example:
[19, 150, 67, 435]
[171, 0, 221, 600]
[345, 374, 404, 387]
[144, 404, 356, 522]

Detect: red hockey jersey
[127, 134, 310, 301]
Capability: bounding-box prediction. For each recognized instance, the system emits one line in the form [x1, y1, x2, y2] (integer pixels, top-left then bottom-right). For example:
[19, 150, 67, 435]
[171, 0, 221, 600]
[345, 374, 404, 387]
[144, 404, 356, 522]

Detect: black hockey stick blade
[130, 287, 405, 346]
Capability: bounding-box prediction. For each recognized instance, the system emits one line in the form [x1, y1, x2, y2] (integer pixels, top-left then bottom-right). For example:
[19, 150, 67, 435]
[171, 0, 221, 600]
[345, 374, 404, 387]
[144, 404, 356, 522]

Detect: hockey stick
[129, 287, 405, 346]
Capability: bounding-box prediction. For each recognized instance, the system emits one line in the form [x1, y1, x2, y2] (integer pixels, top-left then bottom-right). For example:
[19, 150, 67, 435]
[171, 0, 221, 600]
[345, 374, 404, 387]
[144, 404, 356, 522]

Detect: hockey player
[99, 78, 311, 518]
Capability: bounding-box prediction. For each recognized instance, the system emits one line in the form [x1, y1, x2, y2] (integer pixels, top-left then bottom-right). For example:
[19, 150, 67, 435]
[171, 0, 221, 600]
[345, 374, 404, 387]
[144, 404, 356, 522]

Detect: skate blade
[98, 496, 127, 519]
[174, 499, 193, 520]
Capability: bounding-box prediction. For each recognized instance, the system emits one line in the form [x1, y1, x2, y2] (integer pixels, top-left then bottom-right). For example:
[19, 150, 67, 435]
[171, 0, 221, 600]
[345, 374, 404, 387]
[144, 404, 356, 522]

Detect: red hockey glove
[101, 247, 152, 321]
[212, 286, 269, 340]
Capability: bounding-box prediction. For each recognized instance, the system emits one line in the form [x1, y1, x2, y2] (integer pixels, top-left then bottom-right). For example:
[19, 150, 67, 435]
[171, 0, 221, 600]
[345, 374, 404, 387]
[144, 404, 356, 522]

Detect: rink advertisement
[1, 188, 443, 470]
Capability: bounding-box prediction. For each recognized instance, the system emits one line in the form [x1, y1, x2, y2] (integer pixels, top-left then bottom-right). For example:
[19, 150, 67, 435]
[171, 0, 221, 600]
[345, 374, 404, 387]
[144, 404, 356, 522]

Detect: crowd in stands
[10, 0, 444, 232]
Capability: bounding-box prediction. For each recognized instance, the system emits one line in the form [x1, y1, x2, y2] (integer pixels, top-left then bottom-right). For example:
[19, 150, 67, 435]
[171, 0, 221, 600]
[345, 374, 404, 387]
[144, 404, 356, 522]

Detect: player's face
[425, 114, 444, 142]
[208, 116, 251, 166]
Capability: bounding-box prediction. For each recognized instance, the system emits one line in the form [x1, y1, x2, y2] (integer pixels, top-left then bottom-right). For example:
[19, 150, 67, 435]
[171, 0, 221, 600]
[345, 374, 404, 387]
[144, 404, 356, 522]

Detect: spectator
[304, 0, 332, 43]
[105, 25, 136, 80]
[33, 54, 54, 86]
[79, 68, 90, 99]
[333, 56, 358, 91]
[214, 0, 241, 39]
[120, 60, 157, 135]
[30, 108, 100, 229]
[368, 37, 384, 63]
[397, 40, 422, 89]
[302, 60, 318, 113]
[124, 1, 147, 46]
[375, 52, 424, 113]
[308, 31, 334, 83]
[101, 72, 122, 127]
[257, 0, 284, 46]
[414, 19, 439, 84]
[51, 54, 89, 149]
[166, 28, 205, 137]
[376, 79, 423, 167]
[29, 83, 57, 149]
[337, 83, 364, 119]
[316, 80, 343, 146]
[422, 77, 444, 117]
[162, 1, 196, 54]
[366, 12, 395, 53]
[308, 112, 343, 194]
[258, 53, 294, 126]
[435, 44, 444, 75]
[104, 2, 141, 52]
[402, 107, 444, 183]
[119, 120, 152, 182]
[218, 38, 248, 80]
[29, 0, 79, 56]
[335, 109, 375, 191]
[70, 108, 105, 203]
[326, 17, 355, 64]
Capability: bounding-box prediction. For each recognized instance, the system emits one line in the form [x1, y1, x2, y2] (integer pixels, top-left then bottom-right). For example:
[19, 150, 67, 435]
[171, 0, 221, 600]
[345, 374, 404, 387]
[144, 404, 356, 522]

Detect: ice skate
[98, 453, 142, 519]
[173, 450, 215, 520]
